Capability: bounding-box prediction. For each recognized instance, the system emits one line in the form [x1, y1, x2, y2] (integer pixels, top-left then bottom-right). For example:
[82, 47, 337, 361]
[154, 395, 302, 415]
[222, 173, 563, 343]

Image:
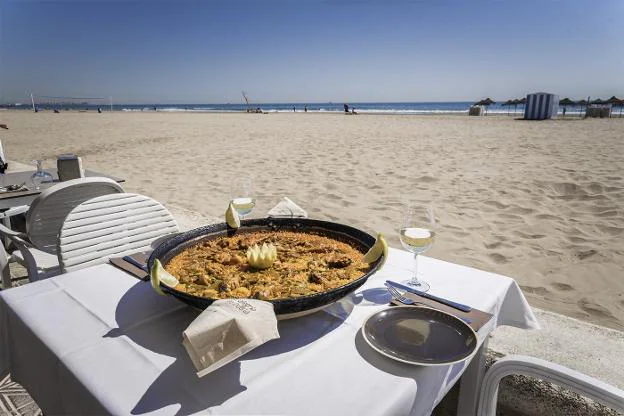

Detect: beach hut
[523, 92, 559, 120]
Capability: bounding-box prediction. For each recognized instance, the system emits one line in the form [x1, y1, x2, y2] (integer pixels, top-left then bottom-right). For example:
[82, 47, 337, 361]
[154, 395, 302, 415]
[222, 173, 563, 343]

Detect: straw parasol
[559, 98, 575, 118]
[590, 98, 604, 105]
[605, 96, 624, 117]
[576, 99, 588, 118]
[474, 98, 496, 115]
[502, 99, 514, 116]
[512, 98, 526, 115]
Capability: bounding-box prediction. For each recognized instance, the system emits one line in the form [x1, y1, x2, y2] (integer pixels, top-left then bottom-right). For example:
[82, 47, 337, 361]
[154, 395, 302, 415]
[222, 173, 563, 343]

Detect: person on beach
[304, 105, 308, 112]
[344, 104, 349, 113]
[293, 106, 296, 112]
[97, 107, 102, 113]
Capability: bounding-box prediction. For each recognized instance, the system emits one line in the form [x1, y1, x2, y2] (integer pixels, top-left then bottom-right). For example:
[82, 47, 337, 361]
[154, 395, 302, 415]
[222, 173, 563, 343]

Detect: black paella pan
[147, 217, 384, 317]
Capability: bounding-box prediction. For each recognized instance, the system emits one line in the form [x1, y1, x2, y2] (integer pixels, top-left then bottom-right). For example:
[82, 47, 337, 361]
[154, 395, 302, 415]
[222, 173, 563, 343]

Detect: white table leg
[457, 338, 489, 416]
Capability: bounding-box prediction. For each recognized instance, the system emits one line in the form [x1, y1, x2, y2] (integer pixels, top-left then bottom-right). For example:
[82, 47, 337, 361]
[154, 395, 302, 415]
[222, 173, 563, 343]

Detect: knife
[386, 280, 472, 313]
[123, 255, 148, 272]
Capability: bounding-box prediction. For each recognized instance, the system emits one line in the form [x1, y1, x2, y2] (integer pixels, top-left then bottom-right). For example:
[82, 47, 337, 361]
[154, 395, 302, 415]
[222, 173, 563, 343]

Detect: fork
[385, 283, 472, 324]
[385, 283, 424, 306]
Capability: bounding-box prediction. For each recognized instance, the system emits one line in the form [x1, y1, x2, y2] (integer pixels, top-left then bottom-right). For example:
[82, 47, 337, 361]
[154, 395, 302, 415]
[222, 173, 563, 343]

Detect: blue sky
[1, 0, 622, 104]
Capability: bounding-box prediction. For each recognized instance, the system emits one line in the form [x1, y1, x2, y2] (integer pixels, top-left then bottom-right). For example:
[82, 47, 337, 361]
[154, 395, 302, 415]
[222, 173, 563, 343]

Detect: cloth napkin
[267, 197, 308, 218]
[182, 299, 280, 377]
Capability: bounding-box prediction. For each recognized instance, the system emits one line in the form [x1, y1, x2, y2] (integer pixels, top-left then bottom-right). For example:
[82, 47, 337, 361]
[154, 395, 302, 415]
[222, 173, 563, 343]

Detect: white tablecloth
[0, 248, 538, 415]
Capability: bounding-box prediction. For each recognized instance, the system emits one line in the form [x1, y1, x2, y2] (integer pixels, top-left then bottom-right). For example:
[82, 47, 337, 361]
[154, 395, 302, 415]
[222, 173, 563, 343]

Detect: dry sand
[1, 110, 623, 330]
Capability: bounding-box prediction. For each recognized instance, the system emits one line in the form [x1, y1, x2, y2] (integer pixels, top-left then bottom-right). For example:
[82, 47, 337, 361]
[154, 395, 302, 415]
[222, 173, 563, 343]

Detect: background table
[0, 169, 125, 210]
[0, 248, 538, 415]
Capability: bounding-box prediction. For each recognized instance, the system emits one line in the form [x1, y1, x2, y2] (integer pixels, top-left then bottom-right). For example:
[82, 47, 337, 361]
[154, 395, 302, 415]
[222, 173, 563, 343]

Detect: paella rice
[165, 231, 371, 300]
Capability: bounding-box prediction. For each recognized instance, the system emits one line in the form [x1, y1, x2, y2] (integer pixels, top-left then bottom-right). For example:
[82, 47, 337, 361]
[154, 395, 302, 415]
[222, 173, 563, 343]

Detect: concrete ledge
[488, 308, 624, 390]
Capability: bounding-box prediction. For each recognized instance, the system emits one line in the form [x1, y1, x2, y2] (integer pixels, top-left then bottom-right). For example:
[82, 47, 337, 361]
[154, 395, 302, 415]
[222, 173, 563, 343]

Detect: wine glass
[399, 203, 437, 291]
[31, 160, 53, 190]
[230, 177, 256, 219]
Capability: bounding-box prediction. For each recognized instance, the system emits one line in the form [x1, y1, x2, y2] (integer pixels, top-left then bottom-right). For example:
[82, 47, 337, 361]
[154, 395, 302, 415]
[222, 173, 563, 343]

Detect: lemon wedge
[150, 259, 179, 296]
[225, 202, 241, 229]
[362, 233, 388, 267]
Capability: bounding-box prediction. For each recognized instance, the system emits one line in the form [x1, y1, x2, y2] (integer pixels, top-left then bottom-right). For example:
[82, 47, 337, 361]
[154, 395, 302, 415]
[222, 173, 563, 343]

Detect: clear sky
[1, 0, 622, 104]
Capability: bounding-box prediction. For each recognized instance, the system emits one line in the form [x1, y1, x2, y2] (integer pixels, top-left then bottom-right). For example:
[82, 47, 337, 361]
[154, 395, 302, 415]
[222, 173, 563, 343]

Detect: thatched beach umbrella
[513, 97, 526, 115]
[605, 96, 624, 117]
[590, 98, 604, 105]
[576, 99, 588, 118]
[474, 98, 496, 115]
[502, 99, 514, 116]
[559, 97, 575, 118]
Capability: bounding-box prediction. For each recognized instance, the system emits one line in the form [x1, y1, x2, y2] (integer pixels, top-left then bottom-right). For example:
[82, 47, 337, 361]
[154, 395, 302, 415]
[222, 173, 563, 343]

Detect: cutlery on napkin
[123, 255, 148, 272]
[109, 252, 150, 281]
[385, 280, 472, 313]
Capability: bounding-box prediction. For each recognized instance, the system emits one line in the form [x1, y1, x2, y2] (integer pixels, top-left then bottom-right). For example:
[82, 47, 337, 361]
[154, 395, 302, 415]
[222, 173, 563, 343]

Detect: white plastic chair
[57, 193, 179, 273]
[0, 177, 124, 286]
[477, 355, 624, 415]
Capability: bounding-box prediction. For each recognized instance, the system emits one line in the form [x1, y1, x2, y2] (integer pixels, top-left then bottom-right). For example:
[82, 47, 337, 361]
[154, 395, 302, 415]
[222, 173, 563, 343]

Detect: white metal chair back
[57, 193, 179, 273]
[477, 355, 624, 414]
[26, 177, 124, 254]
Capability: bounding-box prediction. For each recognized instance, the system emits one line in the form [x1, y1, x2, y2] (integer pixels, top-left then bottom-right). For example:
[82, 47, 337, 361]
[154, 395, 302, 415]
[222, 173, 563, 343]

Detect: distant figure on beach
[304, 105, 308, 112]
[293, 106, 296, 112]
[351, 107, 357, 115]
[344, 104, 349, 113]
[54, 109, 60, 114]
[562, 107, 566, 117]
[97, 107, 102, 113]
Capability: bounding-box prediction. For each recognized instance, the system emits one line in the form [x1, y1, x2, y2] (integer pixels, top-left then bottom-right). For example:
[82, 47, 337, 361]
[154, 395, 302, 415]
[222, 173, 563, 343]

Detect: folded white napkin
[267, 197, 308, 218]
[182, 299, 279, 377]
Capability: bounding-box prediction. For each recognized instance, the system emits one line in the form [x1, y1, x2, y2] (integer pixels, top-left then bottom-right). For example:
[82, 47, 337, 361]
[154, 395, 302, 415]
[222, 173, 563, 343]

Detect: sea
[5, 101, 587, 115]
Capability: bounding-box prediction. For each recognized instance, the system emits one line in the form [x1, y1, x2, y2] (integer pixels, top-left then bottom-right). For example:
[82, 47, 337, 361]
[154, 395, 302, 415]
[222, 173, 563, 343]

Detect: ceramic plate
[362, 306, 478, 366]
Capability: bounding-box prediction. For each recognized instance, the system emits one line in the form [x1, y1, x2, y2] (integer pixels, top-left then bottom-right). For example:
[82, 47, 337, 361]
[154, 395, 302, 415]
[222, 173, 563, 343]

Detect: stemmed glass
[399, 203, 437, 291]
[230, 177, 256, 219]
[31, 160, 53, 190]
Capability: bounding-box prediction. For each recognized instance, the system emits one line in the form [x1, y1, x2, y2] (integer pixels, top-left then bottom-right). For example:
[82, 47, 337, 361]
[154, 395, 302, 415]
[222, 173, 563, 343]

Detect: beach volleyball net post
[30, 94, 113, 112]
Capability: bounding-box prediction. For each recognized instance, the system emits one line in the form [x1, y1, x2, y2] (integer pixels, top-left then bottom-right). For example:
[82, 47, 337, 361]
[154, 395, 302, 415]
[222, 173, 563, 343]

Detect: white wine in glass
[230, 177, 256, 219]
[399, 204, 436, 291]
[231, 197, 256, 217]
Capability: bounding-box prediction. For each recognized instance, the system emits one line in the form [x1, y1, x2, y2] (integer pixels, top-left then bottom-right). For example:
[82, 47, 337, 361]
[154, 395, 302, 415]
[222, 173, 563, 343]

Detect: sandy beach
[1, 110, 623, 330]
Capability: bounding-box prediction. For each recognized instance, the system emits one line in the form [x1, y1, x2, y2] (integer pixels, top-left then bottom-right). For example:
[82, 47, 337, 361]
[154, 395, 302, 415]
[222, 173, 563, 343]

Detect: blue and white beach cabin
[524, 92, 559, 120]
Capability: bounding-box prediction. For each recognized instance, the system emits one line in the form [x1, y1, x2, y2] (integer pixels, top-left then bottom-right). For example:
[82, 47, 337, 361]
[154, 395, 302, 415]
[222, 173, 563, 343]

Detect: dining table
[0, 168, 125, 210]
[0, 247, 539, 416]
